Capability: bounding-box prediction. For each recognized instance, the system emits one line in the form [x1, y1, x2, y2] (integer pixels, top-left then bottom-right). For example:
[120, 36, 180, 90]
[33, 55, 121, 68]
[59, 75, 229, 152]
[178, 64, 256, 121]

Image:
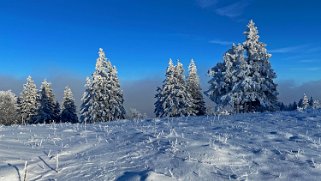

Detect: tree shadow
[115, 170, 151, 181]
[38, 156, 58, 173]
[7, 163, 21, 181]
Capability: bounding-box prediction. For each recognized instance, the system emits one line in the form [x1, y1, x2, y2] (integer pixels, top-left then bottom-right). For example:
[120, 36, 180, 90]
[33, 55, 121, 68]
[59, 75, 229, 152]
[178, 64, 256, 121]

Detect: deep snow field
[1, 112, 321, 181]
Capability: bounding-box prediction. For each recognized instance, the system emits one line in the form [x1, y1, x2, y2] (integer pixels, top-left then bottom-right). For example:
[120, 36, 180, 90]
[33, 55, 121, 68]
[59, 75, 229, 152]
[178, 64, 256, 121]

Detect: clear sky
[0, 0, 321, 82]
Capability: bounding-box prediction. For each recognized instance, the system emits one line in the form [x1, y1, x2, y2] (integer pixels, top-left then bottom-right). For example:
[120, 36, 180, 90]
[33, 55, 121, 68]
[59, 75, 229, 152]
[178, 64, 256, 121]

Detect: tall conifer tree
[19, 76, 38, 124]
[154, 59, 195, 117]
[80, 48, 126, 122]
[61, 86, 78, 123]
[36, 80, 57, 123]
[206, 20, 278, 113]
[80, 77, 93, 123]
[187, 59, 206, 116]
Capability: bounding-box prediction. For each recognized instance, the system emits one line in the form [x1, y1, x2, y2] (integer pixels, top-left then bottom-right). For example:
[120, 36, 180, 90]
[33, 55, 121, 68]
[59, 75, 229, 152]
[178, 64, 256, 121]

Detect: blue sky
[0, 0, 321, 83]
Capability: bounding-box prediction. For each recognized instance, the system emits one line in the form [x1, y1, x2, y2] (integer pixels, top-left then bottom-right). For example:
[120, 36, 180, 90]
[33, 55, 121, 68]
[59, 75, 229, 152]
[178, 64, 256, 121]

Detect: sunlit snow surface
[1, 112, 321, 180]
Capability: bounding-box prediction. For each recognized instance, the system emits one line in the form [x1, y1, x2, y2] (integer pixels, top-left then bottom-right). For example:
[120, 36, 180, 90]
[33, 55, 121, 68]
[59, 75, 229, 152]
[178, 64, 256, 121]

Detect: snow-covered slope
[1, 112, 321, 180]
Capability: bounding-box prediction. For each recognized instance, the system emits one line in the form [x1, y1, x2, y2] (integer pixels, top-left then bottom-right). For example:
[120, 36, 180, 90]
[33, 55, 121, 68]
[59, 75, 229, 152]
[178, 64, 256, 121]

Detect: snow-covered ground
[1, 111, 321, 180]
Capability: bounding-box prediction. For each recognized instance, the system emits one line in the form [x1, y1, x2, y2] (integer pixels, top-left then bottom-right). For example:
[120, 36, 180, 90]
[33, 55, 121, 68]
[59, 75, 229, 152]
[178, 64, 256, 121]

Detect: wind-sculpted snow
[1, 112, 321, 180]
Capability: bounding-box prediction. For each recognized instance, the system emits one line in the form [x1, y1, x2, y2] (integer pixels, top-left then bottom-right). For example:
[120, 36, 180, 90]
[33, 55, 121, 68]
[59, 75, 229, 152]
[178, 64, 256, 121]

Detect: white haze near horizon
[0, 74, 320, 117]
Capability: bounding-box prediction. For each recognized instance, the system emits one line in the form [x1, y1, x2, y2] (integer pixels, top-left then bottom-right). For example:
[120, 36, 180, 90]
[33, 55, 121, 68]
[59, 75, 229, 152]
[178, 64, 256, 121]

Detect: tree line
[278, 94, 321, 111]
[0, 78, 78, 125]
[154, 20, 278, 117]
[0, 20, 305, 125]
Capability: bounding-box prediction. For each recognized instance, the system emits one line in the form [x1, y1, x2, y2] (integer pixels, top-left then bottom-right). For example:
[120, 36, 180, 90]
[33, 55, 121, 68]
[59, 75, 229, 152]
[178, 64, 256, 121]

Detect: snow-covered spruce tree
[206, 20, 278, 113]
[302, 94, 309, 110]
[80, 77, 93, 123]
[298, 98, 303, 108]
[0, 90, 18, 125]
[154, 59, 195, 117]
[53, 102, 61, 122]
[205, 59, 228, 111]
[81, 48, 125, 122]
[206, 44, 245, 113]
[154, 86, 163, 117]
[313, 100, 320, 110]
[88, 49, 110, 122]
[154, 59, 176, 117]
[36, 86, 51, 123]
[174, 60, 196, 116]
[18, 76, 38, 124]
[108, 65, 126, 120]
[61, 86, 78, 123]
[223, 44, 249, 113]
[242, 20, 278, 112]
[187, 59, 206, 115]
[36, 80, 57, 123]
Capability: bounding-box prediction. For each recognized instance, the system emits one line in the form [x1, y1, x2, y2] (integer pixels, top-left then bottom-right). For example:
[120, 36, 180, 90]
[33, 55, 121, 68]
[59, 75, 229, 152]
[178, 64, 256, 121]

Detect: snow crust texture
[1, 112, 321, 180]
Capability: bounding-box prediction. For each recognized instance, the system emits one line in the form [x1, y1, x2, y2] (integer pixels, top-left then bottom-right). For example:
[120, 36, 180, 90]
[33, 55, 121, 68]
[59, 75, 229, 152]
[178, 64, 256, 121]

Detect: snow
[1, 111, 321, 180]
